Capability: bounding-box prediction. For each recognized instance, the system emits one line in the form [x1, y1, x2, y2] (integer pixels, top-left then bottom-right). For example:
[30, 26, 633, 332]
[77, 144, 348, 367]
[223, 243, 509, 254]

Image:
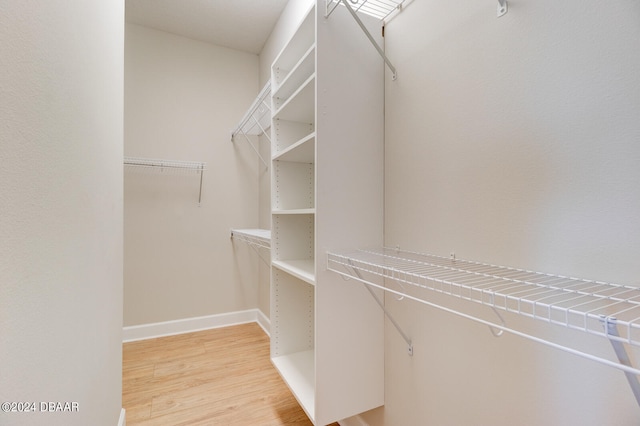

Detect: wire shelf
[326, 0, 404, 22]
[124, 156, 206, 204]
[124, 157, 206, 175]
[327, 247, 640, 347]
[231, 82, 271, 167]
[232, 82, 272, 138]
[230, 228, 271, 250]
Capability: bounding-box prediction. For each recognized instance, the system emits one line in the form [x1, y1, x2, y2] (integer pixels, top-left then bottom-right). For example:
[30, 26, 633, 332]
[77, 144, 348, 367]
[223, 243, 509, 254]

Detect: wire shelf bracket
[327, 247, 640, 406]
[124, 156, 206, 205]
[325, 0, 398, 80]
[497, 0, 508, 17]
[344, 258, 413, 355]
[231, 82, 271, 168]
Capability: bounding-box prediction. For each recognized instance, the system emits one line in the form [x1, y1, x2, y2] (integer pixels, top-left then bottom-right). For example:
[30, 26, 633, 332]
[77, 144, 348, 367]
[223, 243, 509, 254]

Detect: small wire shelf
[231, 229, 271, 265]
[124, 156, 206, 204]
[124, 157, 206, 174]
[230, 229, 271, 251]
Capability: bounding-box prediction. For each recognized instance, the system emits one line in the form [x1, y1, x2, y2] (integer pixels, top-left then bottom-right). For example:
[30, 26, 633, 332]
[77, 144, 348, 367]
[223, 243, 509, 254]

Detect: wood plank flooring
[123, 322, 338, 426]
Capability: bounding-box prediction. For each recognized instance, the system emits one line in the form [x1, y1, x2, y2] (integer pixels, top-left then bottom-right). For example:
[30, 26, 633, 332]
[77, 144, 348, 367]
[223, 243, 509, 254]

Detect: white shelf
[272, 75, 315, 124]
[272, 208, 316, 215]
[230, 228, 271, 250]
[272, 4, 316, 88]
[273, 133, 315, 163]
[273, 260, 316, 285]
[271, 350, 316, 421]
[273, 45, 316, 109]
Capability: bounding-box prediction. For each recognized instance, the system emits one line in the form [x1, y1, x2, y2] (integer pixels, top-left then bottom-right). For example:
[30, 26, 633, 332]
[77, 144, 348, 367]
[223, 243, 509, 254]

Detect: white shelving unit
[270, 3, 385, 425]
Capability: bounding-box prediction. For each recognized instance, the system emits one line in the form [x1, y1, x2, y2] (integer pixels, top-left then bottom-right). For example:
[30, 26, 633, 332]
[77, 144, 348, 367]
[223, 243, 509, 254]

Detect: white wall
[371, 0, 640, 425]
[124, 24, 260, 326]
[0, 1, 124, 425]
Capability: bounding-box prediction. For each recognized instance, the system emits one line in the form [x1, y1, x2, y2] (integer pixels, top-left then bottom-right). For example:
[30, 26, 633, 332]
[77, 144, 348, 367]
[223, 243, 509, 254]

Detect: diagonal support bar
[332, 0, 397, 80]
[603, 317, 640, 407]
[348, 259, 413, 355]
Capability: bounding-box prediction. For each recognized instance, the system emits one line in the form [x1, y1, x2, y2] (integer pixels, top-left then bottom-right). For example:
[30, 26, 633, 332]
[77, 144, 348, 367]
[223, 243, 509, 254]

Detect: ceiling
[125, 0, 290, 55]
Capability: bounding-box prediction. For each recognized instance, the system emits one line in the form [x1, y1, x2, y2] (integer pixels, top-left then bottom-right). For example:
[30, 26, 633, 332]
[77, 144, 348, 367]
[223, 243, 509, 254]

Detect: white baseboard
[123, 309, 270, 342]
[256, 308, 270, 336]
[339, 415, 369, 426]
[118, 408, 126, 426]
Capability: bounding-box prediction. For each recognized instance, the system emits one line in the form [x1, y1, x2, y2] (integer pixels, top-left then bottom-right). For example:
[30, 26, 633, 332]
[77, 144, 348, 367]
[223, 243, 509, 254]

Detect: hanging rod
[325, 0, 398, 80]
[124, 156, 206, 205]
[327, 248, 640, 380]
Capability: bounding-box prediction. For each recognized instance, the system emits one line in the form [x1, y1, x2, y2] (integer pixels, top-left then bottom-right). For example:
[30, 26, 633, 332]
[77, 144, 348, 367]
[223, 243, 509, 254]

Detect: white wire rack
[230, 229, 271, 250]
[327, 247, 640, 380]
[231, 82, 271, 167]
[326, 0, 404, 21]
[124, 156, 206, 204]
[231, 229, 271, 265]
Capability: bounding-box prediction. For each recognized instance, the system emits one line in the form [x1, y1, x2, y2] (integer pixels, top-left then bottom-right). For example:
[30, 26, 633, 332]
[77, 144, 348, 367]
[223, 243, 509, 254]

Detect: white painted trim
[256, 309, 271, 336]
[339, 414, 369, 426]
[118, 408, 126, 426]
[123, 309, 270, 342]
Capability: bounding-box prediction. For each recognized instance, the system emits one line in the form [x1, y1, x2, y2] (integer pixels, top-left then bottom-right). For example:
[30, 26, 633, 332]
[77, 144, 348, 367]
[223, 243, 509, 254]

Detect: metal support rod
[198, 165, 204, 205]
[604, 318, 640, 407]
[348, 260, 413, 355]
[250, 114, 271, 144]
[335, 0, 398, 80]
[238, 130, 269, 168]
[326, 0, 341, 18]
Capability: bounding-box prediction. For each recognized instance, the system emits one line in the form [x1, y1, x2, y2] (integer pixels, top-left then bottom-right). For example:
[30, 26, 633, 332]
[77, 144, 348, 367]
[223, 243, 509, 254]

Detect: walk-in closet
[3, 0, 640, 425]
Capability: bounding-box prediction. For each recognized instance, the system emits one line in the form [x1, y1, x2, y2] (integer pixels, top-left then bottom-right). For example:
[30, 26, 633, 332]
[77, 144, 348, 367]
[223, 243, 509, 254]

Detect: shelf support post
[603, 317, 640, 407]
[330, 0, 398, 80]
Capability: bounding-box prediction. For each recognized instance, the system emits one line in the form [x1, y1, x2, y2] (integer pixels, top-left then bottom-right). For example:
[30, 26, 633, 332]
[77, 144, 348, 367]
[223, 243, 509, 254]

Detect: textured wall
[374, 0, 640, 424]
[0, 1, 124, 425]
[124, 24, 260, 326]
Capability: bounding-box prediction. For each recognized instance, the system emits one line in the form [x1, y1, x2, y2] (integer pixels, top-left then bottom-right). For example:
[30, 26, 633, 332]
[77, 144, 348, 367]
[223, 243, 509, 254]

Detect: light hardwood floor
[123, 322, 339, 426]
